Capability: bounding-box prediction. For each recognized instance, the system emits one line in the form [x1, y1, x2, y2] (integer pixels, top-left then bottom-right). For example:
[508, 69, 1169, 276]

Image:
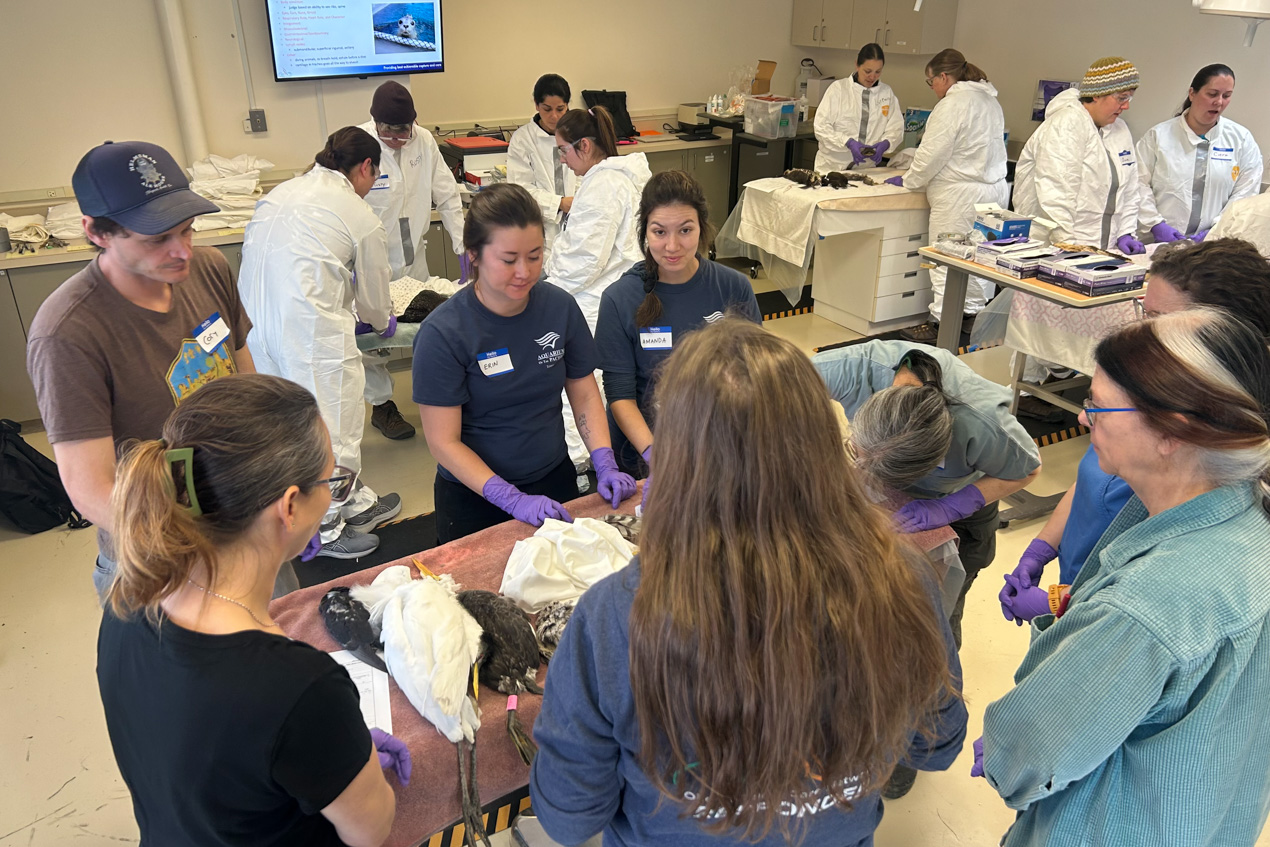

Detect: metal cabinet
[423, 221, 462, 280]
[641, 146, 733, 229]
[214, 244, 242, 279]
[10, 261, 91, 335]
[0, 270, 40, 421]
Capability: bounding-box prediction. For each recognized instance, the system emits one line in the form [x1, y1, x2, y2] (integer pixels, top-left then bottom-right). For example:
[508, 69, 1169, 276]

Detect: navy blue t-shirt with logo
[413, 281, 598, 486]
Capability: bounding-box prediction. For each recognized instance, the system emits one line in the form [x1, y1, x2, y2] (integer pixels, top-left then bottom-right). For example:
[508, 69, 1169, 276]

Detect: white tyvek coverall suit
[813, 76, 904, 174]
[1210, 192, 1270, 258]
[507, 118, 577, 262]
[239, 166, 392, 540]
[1136, 113, 1263, 237]
[903, 80, 1009, 321]
[357, 120, 465, 406]
[545, 151, 651, 469]
[1012, 88, 1141, 379]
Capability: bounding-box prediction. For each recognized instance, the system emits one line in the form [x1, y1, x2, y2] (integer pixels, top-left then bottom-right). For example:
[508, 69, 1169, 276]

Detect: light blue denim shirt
[983, 482, 1270, 846]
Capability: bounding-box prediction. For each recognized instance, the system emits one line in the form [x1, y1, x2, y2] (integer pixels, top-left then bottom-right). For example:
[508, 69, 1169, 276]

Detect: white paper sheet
[330, 650, 393, 733]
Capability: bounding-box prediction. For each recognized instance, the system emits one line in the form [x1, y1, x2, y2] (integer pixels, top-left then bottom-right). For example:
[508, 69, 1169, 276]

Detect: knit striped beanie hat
[1079, 57, 1140, 97]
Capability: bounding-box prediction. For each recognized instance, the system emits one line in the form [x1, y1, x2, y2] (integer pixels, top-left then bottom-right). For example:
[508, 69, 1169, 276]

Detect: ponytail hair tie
[588, 108, 594, 116]
[164, 446, 204, 517]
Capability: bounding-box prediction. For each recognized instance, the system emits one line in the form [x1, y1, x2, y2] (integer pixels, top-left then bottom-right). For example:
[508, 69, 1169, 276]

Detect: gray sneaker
[344, 492, 402, 533]
[318, 527, 380, 560]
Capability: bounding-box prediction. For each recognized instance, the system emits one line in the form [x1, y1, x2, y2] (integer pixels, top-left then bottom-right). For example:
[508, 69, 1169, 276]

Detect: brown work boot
[371, 400, 416, 440]
[898, 321, 939, 343]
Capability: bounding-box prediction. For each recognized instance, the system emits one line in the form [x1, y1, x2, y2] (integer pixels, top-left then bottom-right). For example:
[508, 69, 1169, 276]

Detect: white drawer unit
[809, 206, 933, 336]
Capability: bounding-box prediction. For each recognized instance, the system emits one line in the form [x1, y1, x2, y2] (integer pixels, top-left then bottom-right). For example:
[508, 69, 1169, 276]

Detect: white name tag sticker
[370, 174, 391, 190]
[1211, 146, 1235, 162]
[478, 348, 514, 377]
[194, 312, 230, 354]
[1118, 149, 1135, 167]
[639, 326, 673, 350]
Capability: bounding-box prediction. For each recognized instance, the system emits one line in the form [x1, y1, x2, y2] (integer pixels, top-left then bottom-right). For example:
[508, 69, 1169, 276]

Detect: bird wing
[351, 565, 414, 633]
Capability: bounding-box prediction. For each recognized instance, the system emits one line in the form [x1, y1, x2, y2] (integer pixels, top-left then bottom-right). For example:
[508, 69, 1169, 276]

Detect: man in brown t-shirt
[24, 140, 271, 599]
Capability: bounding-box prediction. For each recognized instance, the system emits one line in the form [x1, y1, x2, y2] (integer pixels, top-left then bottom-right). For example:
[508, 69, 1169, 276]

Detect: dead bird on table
[457, 590, 543, 765]
[534, 598, 578, 662]
[319, 587, 387, 672]
[782, 168, 822, 189]
[825, 170, 879, 188]
[599, 513, 642, 545]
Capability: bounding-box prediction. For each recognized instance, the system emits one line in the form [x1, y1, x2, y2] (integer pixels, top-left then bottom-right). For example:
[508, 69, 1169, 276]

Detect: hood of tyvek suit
[1045, 87, 1085, 120]
[588, 151, 652, 187]
[947, 79, 1000, 100]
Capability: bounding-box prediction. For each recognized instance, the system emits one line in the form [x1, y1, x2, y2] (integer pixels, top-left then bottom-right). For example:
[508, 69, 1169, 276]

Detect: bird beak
[412, 557, 441, 581]
[471, 659, 481, 700]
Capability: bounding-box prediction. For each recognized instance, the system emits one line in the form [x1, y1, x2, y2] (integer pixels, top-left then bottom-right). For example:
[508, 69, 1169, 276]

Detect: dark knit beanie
[370, 81, 416, 124]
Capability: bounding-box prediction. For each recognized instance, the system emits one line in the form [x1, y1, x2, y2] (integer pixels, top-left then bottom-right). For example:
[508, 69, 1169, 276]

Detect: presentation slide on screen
[267, 1, 444, 81]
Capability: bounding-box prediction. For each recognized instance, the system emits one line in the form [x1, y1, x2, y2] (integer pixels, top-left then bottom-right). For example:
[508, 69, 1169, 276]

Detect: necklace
[187, 578, 279, 630]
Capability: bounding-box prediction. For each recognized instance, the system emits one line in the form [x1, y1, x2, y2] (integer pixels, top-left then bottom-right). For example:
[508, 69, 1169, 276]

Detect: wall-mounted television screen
[265, 1, 444, 82]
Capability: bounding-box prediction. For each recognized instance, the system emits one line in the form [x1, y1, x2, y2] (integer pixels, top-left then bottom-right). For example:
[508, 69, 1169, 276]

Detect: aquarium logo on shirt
[536, 329, 565, 367]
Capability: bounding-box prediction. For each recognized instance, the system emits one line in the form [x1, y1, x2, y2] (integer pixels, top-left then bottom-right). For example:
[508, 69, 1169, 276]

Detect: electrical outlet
[243, 119, 253, 133]
[46, 189, 58, 198]
[249, 109, 268, 133]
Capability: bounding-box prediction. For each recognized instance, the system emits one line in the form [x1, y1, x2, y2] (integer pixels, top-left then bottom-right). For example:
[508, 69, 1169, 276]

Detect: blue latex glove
[1150, 221, 1184, 243]
[482, 475, 573, 526]
[460, 250, 473, 284]
[1001, 538, 1056, 623]
[1193, 229, 1210, 242]
[970, 737, 984, 778]
[370, 728, 412, 786]
[870, 139, 890, 165]
[354, 321, 375, 335]
[884, 175, 904, 187]
[1000, 574, 1051, 625]
[893, 485, 985, 533]
[299, 532, 322, 562]
[640, 445, 653, 511]
[846, 138, 867, 165]
[591, 447, 636, 509]
[1116, 234, 1146, 255]
[378, 315, 398, 339]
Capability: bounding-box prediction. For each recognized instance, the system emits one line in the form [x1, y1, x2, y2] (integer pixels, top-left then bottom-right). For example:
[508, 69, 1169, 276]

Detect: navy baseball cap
[72, 141, 218, 235]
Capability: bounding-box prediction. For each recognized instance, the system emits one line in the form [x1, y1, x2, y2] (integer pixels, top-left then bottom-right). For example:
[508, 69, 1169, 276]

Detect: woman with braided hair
[594, 170, 760, 479]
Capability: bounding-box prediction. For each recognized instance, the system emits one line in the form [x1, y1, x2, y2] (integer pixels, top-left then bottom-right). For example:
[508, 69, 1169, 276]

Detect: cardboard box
[973, 207, 1034, 240]
[805, 76, 836, 107]
[751, 60, 777, 95]
[1037, 251, 1097, 283]
[974, 237, 1048, 266]
[995, 246, 1061, 278]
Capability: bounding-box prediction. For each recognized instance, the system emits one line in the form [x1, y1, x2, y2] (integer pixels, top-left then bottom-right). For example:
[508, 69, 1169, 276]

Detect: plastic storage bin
[744, 96, 797, 139]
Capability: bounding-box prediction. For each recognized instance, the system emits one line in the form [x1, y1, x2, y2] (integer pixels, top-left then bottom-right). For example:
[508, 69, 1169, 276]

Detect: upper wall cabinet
[792, 0, 855, 48]
[791, 0, 958, 55]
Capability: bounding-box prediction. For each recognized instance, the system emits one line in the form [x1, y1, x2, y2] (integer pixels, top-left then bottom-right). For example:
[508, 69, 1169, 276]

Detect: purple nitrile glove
[884, 175, 904, 187]
[640, 445, 653, 511]
[370, 728, 412, 786]
[1001, 538, 1057, 622]
[846, 138, 867, 165]
[1150, 221, 1184, 243]
[970, 737, 984, 778]
[299, 531, 322, 562]
[1116, 234, 1146, 255]
[377, 314, 398, 339]
[591, 447, 636, 509]
[482, 475, 573, 526]
[1193, 229, 1210, 242]
[894, 485, 985, 533]
[870, 139, 891, 165]
[460, 251, 472, 284]
[1000, 574, 1051, 625]
[354, 321, 375, 335]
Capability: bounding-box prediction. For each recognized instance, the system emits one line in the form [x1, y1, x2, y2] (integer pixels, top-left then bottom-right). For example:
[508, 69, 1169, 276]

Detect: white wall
[0, 0, 810, 195]
[951, 0, 1270, 153]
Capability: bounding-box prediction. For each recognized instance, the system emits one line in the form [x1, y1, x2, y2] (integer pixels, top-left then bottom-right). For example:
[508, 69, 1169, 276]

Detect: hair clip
[164, 447, 203, 517]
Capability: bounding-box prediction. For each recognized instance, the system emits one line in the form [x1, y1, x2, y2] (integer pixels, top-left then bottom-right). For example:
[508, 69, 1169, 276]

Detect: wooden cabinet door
[849, 0, 888, 49]
[821, 0, 858, 49]
[883, 0, 925, 54]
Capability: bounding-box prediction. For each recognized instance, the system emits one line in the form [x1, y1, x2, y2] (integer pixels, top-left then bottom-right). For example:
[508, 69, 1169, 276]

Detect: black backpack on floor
[0, 419, 91, 534]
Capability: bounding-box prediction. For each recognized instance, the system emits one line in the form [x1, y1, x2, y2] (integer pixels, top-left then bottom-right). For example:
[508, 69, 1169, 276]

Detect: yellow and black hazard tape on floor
[762, 305, 814, 321]
[1033, 424, 1090, 448]
[423, 788, 531, 847]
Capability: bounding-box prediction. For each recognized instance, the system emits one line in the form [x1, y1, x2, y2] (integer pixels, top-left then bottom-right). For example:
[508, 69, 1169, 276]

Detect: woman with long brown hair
[96, 374, 401, 846]
[529, 319, 966, 846]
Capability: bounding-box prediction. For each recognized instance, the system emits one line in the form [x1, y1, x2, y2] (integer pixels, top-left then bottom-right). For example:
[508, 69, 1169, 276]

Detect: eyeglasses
[924, 76, 936, 88]
[1081, 398, 1138, 427]
[313, 465, 359, 503]
[1114, 92, 1134, 104]
[557, 137, 593, 157]
[377, 126, 414, 143]
[1131, 299, 1162, 320]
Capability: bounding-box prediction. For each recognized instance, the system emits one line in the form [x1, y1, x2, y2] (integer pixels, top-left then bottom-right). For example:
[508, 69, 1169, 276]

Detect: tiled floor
[2, 315, 1266, 846]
